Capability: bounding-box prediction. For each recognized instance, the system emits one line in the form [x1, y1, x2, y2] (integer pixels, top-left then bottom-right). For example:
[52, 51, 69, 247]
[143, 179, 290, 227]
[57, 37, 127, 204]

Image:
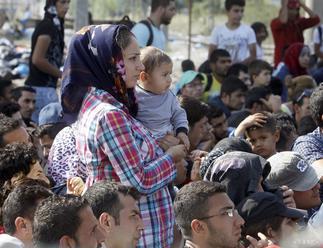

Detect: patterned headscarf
[61, 25, 137, 116]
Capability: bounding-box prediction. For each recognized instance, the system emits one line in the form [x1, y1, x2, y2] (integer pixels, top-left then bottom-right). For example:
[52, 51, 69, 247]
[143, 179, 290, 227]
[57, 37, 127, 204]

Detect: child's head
[139, 46, 173, 94]
[245, 112, 279, 159]
[248, 60, 272, 87]
[225, 0, 245, 25]
[251, 22, 268, 44]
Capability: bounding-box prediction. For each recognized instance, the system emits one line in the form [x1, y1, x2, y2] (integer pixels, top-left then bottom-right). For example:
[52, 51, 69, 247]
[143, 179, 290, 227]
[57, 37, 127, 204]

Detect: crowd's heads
[0, 78, 13, 102]
[267, 152, 321, 210]
[245, 112, 279, 159]
[84, 181, 143, 248]
[209, 49, 232, 77]
[227, 63, 250, 87]
[286, 0, 300, 20]
[33, 195, 105, 248]
[287, 75, 316, 101]
[175, 70, 204, 99]
[2, 180, 52, 247]
[238, 192, 304, 246]
[0, 113, 29, 147]
[181, 59, 195, 72]
[44, 0, 70, 19]
[11, 86, 36, 120]
[245, 86, 271, 112]
[310, 83, 323, 128]
[220, 76, 247, 110]
[174, 181, 244, 248]
[273, 112, 297, 152]
[0, 101, 24, 125]
[284, 43, 310, 76]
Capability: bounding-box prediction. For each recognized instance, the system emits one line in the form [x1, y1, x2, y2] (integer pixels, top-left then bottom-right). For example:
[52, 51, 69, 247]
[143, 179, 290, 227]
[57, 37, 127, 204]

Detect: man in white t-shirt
[131, 0, 176, 50]
[313, 24, 323, 61]
[209, 0, 256, 64]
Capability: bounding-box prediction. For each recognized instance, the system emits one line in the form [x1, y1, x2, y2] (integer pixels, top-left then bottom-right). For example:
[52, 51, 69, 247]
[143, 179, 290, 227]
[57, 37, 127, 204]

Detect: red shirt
[271, 16, 320, 67]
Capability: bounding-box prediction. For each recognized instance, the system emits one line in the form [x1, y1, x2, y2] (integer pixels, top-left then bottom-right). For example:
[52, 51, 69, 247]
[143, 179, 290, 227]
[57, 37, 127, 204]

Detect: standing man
[131, 0, 176, 50]
[271, 0, 320, 67]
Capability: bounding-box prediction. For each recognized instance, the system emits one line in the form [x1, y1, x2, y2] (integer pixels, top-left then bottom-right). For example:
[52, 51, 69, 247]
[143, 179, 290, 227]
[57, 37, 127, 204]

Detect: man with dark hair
[174, 181, 245, 248]
[208, 76, 247, 118]
[274, 112, 298, 152]
[84, 181, 143, 248]
[227, 63, 251, 87]
[292, 88, 313, 128]
[132, 0, 176, 50]
[0, 78, 13, 102]
[201, 49, 232, 100]
[209, 0, 256, 64]
[38, 123, 66, 162]
[32, 195, 105, 248]
[208, 106, 231, 144]
[0, 113, 29, 147]
[11, 86, 36, 127]
[0, 181, 52, 248]
[293, 84, 323, 177]
[0, 101, 25, 127]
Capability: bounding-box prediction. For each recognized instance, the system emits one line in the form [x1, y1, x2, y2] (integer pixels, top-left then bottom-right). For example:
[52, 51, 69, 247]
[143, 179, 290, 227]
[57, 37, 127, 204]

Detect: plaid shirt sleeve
[96, 109, 176, 194]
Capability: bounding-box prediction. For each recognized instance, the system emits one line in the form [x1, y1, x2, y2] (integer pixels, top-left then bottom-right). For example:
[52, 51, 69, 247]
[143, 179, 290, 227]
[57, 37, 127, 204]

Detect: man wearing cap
[266, 151, 321, 210]
[271, 0, 320, 67]
[238, 192, 305, 247]
[175, 70, 204, 100]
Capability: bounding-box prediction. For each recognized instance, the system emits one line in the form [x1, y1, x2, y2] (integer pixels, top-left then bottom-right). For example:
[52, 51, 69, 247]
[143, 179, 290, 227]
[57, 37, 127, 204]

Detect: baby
[136, 46, 190, 150]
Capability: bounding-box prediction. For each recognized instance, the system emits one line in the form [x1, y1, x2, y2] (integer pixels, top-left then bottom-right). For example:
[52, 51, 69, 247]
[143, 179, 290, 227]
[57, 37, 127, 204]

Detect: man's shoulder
[294, 128, 323, 146]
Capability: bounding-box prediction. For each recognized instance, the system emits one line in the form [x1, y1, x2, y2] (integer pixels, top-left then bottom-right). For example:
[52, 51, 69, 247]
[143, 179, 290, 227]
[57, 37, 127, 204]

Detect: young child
[136, 46, 190, 150]
[209, 0, 256, 64]
[248, 59, 272, 87]
[245, 112, 280, 159]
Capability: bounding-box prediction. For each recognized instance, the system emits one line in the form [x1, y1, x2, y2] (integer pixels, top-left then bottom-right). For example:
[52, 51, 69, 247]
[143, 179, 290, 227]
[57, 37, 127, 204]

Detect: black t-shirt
[25, 18, 64, 88]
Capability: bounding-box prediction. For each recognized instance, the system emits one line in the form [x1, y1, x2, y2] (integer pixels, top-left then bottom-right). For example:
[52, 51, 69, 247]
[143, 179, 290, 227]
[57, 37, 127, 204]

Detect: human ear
[59, 235, 76, 248]
[191, 219, 205, 235]
[15, 217, 28, 233]
[139, 71, 149, 82]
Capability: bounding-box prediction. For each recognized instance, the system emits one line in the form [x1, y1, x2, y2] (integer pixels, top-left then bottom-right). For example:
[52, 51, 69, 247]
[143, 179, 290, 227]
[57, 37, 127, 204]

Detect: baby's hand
[177, 132, 190, 151]
[67, 177, 85, 196]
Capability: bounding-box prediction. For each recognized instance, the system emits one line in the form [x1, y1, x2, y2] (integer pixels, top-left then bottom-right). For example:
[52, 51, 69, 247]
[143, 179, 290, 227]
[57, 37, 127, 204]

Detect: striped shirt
[76, 87, 176, 247]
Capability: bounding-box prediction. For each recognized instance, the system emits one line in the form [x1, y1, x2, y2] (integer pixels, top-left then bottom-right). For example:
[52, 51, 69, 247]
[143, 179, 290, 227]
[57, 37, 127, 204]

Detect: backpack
[118, 15, 154, 46]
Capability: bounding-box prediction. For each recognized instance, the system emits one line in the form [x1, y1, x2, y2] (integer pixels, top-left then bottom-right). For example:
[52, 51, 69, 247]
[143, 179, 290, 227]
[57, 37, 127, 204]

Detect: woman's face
[55, 0, 70, 19]
[122, 36, 145, 88]
[298, 46, 310, 69]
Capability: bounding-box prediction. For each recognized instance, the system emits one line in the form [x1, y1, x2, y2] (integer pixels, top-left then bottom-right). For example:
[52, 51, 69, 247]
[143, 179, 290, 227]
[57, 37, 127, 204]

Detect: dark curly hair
[0, 113, 20, 147]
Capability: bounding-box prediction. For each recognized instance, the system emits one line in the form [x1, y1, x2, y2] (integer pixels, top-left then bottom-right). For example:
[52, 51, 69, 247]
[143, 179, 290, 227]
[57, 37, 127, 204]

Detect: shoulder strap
[318, 26, 322, 45]
[139, 19, 154, 46]
[204, 74, 213, 92]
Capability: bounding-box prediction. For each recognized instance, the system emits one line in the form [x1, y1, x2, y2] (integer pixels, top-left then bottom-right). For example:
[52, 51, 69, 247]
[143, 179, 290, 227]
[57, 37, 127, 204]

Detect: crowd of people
[0, 0, 323, 247]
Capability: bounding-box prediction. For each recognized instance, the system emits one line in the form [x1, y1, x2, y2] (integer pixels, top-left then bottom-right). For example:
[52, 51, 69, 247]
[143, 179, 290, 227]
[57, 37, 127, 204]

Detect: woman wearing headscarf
[61, 24, 187, 248]
[273, 42, 311, 102]
[25, 0, 69, 124]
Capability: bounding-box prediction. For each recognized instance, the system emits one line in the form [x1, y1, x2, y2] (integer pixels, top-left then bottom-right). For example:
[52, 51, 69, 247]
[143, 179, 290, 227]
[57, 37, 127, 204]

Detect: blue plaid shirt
[293, 127, 323, 165]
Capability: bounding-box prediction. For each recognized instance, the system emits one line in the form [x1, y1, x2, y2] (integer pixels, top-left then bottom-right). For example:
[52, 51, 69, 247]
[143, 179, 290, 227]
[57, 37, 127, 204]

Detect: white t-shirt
[209, 23, 256, 63]
[313, 24, 323, 53]
[131, 22, 166, 50]
[0, 234, 24, 248]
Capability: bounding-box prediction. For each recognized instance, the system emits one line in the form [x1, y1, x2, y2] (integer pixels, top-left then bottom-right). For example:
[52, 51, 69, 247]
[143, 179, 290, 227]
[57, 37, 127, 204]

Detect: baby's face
[146, 62, 173, 94]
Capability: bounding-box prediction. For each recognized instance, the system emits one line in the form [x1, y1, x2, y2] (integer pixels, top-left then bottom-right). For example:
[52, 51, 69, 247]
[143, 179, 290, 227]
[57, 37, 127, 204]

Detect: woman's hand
[157, 133, 180, 151]
[166, 144, 187, 163]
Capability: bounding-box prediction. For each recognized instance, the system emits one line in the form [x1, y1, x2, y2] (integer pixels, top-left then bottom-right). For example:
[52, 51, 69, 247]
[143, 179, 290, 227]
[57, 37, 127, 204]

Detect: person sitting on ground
[0, 113, 29, 148]
[0, 179, 52, 248]
[273, 112, 298, 152]
[174, 180, 270, 248]
[227, 63, 252, 87]
[84, 181, 144, 248]
[181, 59, 195, 72]
[245, 112, 280, 159]
[249, 59, 272, 88]
[174, 70, 204, 100]
[238, 192, 305, 247]
[251, 22, 269, 60]
[32, 195, 105, 248]
[273, 43, 311, 102]
[0, 101, 25, 127]
[10, 87, 36, 128]
[292, 88, 313, 129]
[266, 151, 321, 210]
[208, 0, 256, 64]
[199, 49, 232, 100]
[0, 78, 13, 102]
[208, 76, 248, 118]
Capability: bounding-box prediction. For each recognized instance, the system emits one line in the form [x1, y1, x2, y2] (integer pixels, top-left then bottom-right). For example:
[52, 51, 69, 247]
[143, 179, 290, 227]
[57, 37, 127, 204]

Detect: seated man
[267, 151, 321, 210]
[0, 113, 29, 147]
[0, 180, 52, 248]
[208, 76, 247, 118]
[32, 195, 105, 248]
[11, 87, 36, 127]
[84, 181, 143, 248]
[174, 181, 267, 248]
